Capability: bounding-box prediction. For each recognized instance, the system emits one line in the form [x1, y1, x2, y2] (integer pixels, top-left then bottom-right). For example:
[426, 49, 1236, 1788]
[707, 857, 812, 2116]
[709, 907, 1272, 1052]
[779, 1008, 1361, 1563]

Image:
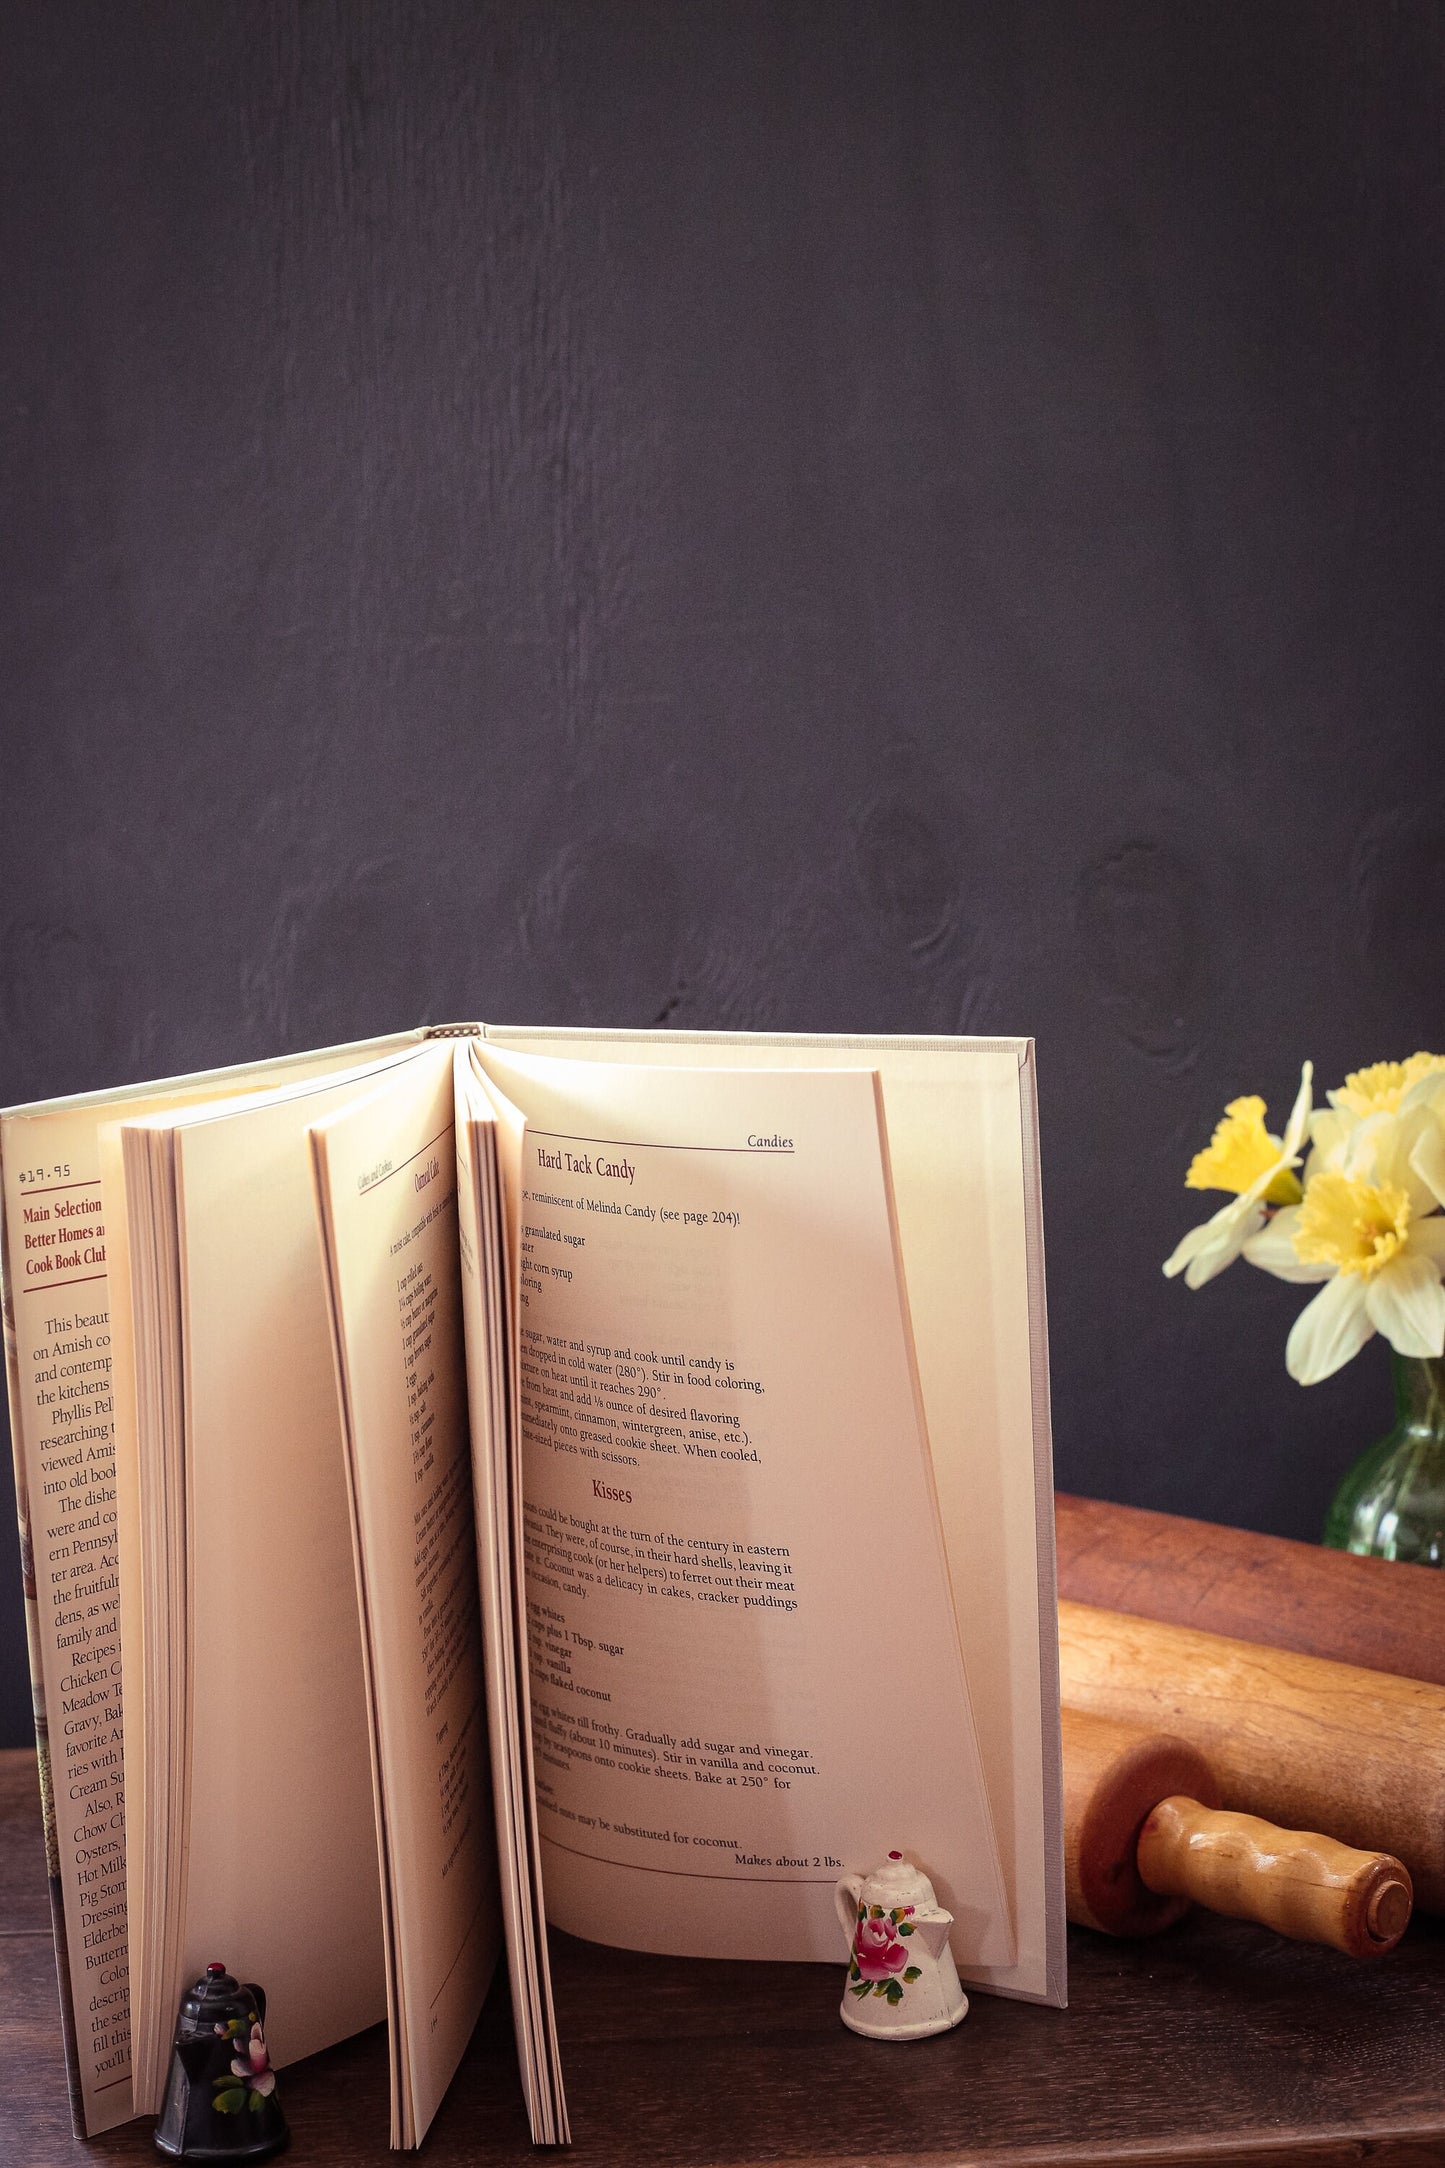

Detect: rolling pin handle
[1135, 1794, 1414, 1960]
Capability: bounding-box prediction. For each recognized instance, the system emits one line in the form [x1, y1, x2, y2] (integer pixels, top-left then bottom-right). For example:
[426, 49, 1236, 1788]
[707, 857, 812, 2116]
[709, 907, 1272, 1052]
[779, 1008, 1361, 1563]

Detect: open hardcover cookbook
[1, 1025, 1064, 2149]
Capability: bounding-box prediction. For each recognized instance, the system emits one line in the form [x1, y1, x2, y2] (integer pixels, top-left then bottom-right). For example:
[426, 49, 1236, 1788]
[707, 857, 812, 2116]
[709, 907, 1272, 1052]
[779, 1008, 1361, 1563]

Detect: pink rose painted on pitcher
[853, 1910, 910, 1982]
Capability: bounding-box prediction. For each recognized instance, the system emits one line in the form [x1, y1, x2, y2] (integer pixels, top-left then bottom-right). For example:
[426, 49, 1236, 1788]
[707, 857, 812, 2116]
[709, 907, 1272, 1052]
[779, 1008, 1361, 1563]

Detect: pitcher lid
[174, 1960, 256, 2038]
[860, 1849, 938, 1909]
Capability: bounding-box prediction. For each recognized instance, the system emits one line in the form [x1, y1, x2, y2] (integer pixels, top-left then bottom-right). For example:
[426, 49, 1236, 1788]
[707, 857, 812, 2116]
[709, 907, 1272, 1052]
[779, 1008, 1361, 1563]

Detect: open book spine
[1, 1188, 86, 2135]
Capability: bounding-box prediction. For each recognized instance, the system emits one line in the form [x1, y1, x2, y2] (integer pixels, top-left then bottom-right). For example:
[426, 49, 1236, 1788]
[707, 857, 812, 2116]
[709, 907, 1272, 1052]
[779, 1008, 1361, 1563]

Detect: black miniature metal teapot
[154, 1962, 288, 2160]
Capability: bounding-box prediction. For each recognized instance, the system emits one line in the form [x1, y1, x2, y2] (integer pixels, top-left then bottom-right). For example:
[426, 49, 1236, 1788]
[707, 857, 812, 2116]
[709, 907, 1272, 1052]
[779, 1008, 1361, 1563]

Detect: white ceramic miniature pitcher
[835, 1851, 968, 2040]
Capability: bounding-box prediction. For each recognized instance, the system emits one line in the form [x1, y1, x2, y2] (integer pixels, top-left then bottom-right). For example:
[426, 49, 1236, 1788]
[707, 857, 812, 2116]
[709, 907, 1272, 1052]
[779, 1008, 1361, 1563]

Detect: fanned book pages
[1, 1025, 1064, 2150]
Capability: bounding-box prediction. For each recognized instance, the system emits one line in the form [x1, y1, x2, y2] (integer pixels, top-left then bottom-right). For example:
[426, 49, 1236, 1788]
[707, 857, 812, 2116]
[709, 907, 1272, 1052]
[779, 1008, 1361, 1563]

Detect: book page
[475, 1048, 1013, 1968]
[454, 1051, 567, 2144]
[309, 1045, 500, 2148]
[140, 1050, 450, 2085]
[484, 1024, 1063, 2008]
[0, 1111, 131, 2133]
[0, 1034, 422, 2135]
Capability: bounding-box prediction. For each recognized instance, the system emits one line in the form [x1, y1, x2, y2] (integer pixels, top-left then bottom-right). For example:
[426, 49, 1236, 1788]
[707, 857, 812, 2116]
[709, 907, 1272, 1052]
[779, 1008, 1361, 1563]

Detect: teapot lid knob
[860, 1849, 940, 1909]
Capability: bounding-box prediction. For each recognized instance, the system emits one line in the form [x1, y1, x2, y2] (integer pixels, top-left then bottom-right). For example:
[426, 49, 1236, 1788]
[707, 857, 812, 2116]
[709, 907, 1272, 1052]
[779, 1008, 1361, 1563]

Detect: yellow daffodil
[1244, 1167, 1445, 1384]
[1185, 1097, 1305, 1205]
[1163, 1064, 1312, 1290]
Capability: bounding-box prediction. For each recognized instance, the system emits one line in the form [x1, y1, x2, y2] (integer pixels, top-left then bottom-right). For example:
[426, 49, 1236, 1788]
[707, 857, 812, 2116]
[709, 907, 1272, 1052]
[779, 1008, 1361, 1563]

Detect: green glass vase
[1323, 1352, 1445, 1565]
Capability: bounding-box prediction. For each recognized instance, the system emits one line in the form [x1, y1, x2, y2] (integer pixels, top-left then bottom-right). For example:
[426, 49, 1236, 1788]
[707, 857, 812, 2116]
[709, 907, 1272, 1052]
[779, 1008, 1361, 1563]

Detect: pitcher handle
[834, 1872, 865, 1956]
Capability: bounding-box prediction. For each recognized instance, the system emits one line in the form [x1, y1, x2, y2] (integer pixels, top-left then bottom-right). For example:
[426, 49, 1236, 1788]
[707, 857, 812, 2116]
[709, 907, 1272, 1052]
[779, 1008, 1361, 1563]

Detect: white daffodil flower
[1308, 1053, 1445, 1179]
[1398, 1064, 1445, 1207]
[1332, 1053, 1445, 1119]
[1305, 1054, 1445, 1195]
[1163, 1064, 1313, 1290]
[1244, 1169, 1445, 1384]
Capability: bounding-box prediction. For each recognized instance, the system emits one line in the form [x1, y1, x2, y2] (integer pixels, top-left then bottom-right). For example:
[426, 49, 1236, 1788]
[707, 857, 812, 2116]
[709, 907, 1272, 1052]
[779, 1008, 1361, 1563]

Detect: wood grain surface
[4, 1750, 1445, 2166]
[1058, 1601, 1445, 1910]
[0, 1748, 49, 1934]
[1056, 1493, 1445, 1686]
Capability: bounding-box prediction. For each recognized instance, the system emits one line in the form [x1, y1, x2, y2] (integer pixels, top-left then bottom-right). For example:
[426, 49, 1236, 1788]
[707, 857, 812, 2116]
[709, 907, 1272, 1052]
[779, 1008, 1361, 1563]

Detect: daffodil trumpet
[1165, 1054, 1445, 1387]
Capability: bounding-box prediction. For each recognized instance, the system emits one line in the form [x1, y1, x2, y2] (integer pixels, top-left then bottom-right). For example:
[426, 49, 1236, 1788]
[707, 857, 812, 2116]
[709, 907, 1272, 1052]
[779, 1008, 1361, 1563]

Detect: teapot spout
[909, 1909, 954, 1963]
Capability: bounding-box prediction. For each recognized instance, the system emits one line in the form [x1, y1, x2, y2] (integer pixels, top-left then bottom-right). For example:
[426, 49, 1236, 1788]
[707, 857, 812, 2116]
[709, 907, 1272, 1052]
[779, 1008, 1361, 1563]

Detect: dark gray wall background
[3, 2, 1443, 1745]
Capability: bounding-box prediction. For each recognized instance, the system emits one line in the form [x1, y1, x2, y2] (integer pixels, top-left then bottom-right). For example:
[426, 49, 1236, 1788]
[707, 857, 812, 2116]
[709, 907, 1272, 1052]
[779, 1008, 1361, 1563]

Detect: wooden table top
[4, 1748, 1445, 2167]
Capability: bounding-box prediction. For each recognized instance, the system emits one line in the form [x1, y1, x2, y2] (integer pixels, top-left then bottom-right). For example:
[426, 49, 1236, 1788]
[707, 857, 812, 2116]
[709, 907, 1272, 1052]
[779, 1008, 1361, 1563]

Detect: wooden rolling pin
[1059, 1600, 1445, 1911]
[1063, 1708, 1413, 1957]
[1056, 1493, 1445, 1688]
